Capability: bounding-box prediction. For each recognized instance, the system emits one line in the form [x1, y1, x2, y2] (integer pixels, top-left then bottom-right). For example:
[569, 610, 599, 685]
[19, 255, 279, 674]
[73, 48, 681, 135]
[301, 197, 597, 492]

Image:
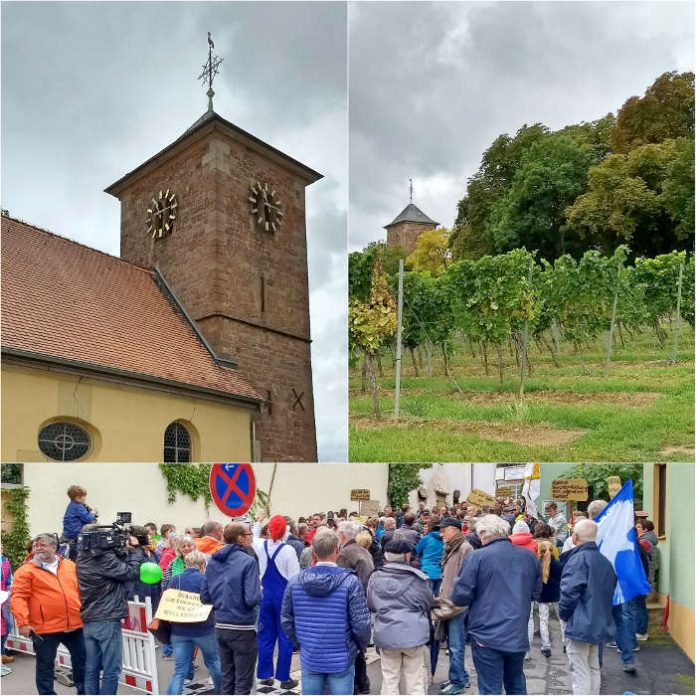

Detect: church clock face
[249, 181, 284, 233]
[146, 189, 178, 239]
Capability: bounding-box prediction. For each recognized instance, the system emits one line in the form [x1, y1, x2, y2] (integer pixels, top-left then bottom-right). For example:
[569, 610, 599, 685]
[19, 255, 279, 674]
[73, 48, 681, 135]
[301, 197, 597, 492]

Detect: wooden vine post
[670, 260, 684, 366]
[603, 261, 622, 377]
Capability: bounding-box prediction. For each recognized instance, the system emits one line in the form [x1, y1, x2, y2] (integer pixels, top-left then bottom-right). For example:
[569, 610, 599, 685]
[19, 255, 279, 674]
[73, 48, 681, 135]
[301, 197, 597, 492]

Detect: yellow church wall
[1, 363, 254, 462]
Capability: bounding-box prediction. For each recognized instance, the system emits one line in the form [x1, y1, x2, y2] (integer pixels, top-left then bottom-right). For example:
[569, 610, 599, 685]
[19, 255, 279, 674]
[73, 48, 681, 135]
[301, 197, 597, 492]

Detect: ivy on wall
[388, 463, 431, 508]
[159, 464, 212, 508]
[1, 486, 30, 569]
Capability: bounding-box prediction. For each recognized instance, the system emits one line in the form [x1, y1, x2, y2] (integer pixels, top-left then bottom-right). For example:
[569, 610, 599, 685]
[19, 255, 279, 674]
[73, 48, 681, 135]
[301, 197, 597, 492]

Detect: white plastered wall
[408, 463, 498, 510]
[20, 462, 389, 536]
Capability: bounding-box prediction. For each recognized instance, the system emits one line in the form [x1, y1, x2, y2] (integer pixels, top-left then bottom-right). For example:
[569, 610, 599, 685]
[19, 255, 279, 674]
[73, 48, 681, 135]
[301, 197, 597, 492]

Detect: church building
[2, 51, 321, 463]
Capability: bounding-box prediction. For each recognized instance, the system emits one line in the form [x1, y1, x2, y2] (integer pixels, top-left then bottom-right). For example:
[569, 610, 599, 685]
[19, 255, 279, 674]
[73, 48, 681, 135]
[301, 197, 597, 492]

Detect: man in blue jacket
[201, 522, 262, 696]
[558, 518, 616, 696]
[451, 514, 541, 695]
[281, 529, 371, 695]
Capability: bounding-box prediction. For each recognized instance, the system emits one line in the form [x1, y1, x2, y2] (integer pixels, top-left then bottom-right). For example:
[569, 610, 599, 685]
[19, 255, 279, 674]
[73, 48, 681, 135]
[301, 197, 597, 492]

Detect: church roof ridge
[384, 202, 439, 228]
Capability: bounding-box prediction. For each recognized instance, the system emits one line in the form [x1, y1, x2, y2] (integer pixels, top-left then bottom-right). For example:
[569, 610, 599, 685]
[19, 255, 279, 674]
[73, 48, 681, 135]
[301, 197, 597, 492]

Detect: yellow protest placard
[154, 589, 212, 623]
[551, 479, 589, 501]
[466, 489, 497, 507]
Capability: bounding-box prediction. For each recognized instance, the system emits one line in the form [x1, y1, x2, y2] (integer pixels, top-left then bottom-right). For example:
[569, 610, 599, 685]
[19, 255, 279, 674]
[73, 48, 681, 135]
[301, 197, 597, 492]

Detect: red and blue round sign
[209, 463, 256, 517]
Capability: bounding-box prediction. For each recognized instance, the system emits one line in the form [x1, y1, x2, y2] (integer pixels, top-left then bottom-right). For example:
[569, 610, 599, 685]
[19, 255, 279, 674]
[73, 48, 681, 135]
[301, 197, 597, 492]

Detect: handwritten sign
[551, 479, 588, 501]
[360, 500, 380, 518]
[466, 489, 497, 507]
[154, 590, 212, 623]
[351, 489, 371, 502]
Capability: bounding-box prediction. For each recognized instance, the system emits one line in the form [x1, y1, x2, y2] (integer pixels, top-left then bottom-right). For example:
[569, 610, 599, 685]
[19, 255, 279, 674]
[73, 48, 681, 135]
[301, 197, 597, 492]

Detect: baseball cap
[437, 517, 462, 530]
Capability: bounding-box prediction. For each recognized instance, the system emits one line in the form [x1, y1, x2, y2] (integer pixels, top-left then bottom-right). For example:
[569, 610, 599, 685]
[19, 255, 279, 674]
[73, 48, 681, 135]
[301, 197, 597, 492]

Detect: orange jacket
[10, 557, 83, 634]
[195, 536, 224, 555]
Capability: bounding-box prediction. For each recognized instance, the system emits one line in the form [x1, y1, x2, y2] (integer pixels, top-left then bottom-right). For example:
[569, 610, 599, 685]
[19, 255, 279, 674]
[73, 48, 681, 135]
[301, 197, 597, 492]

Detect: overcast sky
[1, 1, 347, 462]
[349, 1, 694, 251]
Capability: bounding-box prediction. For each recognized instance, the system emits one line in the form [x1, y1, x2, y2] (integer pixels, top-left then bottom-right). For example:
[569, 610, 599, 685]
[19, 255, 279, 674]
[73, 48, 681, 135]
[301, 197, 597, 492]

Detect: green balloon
[139, 562, 162, 585]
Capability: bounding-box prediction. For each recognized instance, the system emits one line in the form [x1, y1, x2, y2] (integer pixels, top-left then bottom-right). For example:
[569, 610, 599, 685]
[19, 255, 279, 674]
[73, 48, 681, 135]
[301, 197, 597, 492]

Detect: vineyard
[349, 248, 694, 462]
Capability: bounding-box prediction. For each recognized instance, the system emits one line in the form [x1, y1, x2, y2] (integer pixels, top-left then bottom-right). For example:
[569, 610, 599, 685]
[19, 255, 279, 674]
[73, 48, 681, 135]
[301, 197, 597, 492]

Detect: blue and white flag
[595, 479, 651, 605]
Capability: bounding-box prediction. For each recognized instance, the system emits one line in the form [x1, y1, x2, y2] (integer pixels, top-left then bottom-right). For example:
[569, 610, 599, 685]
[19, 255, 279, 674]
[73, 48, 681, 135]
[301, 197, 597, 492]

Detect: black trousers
[354, 648, 370, 694]
[215, 628, 257, 695]
[35, 629, 86, 695]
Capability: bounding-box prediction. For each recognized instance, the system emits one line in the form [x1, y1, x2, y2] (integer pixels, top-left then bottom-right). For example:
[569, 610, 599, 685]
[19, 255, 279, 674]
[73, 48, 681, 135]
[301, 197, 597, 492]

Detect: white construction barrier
[5, 596, 159, 694]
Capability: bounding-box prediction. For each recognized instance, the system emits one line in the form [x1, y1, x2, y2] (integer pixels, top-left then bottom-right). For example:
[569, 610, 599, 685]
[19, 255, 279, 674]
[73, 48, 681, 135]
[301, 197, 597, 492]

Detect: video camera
[76, 512, 133, 553]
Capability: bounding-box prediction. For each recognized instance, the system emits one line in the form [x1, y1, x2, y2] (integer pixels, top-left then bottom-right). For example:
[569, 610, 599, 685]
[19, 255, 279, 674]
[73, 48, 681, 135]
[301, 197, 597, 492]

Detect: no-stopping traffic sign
[209, 463, 256, 517]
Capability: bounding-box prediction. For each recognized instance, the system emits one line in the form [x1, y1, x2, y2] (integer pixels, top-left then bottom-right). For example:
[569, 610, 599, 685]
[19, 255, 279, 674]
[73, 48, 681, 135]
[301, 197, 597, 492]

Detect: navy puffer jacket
[201, 544, 261, 627]
[281, 565, 370, 673]
[559, 542, 616, 645]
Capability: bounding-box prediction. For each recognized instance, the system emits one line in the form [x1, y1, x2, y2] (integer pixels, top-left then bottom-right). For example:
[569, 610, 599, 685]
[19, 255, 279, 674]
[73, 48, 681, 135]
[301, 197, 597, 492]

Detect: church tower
[385, 189, 439, 256]
[106, 41, 320, 461]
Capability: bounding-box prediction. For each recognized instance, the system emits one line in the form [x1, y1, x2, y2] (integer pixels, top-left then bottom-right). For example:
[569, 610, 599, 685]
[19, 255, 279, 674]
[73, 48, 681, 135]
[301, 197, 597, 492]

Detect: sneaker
[0, 665, 11, 677]
[280, 678, 299, 689]
[524, 652, 531, 660]
[541, 646, 552, 658]
[183, 679, 194, 686]
[439, 681, 451, 692]
[606, 641, 618, 648]
[258, 678, 275, 687]
[636, 633, 649, 641]
[623, 663, 636, 673]
[617, 646, 640, 653]
[441, 684, 469, 695]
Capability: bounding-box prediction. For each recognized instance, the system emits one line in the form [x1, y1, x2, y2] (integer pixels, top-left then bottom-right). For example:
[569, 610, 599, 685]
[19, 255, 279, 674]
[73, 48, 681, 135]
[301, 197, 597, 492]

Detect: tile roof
[384, 203, 439, 228]
[1, 217, 262, 404]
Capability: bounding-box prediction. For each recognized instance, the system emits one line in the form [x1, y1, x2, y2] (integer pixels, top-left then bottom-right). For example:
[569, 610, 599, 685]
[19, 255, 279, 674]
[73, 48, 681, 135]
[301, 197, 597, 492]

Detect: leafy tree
[556, 113, 616, 161]
[566, 138, 694, 256]
[406, 227, 451, 275]
[611, 71, 694, 153]
[348, 255, 397, 418]
[659, 137, 695, 241]
[453, 124, 549, 259]
[558, 463, 644, 508]
[488, 135, 596, 260]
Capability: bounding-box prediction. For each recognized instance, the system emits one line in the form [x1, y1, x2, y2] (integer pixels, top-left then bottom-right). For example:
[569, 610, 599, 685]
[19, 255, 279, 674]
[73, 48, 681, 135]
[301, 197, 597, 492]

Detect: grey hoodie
[367, 562, 433, 650]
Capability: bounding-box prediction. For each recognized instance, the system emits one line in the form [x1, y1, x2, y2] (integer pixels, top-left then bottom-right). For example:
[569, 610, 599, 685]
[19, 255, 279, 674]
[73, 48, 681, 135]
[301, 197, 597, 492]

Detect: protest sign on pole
[466, 489, 497, 507]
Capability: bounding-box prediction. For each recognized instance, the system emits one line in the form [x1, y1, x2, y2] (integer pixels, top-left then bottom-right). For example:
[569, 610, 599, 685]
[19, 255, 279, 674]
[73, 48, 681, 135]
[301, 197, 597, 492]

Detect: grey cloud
[349, 1, 694, 250]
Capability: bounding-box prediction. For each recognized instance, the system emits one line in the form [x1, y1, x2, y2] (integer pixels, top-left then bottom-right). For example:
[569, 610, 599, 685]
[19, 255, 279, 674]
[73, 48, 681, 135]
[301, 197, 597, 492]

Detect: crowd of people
[0, 485, 660, 695]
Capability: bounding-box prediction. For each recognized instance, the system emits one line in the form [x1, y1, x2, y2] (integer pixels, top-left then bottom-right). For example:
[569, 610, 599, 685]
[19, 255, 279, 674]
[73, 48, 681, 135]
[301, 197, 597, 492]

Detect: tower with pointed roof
[385, 202, 439, 255]
[106, 45, 320, 462]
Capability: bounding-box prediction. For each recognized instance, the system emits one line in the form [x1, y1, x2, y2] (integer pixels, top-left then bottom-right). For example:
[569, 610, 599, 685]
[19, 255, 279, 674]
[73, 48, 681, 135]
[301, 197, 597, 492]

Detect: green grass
[349, 329, 694, 462]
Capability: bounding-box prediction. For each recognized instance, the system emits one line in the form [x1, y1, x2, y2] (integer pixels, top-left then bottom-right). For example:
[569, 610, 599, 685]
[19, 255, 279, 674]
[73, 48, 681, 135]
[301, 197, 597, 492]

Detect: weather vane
[198, 32, 224, 112]
[409, 178, 413, 203]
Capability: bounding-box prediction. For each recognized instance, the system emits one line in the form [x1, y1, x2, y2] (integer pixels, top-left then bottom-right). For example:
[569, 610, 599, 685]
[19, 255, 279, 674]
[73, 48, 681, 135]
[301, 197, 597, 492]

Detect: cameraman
[76, 524, 141, 695]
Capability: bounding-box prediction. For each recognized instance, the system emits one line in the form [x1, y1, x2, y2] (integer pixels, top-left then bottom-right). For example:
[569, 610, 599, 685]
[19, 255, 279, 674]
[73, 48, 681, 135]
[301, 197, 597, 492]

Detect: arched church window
[163, 422, 191, 463]
[38, 422, 91, 461]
